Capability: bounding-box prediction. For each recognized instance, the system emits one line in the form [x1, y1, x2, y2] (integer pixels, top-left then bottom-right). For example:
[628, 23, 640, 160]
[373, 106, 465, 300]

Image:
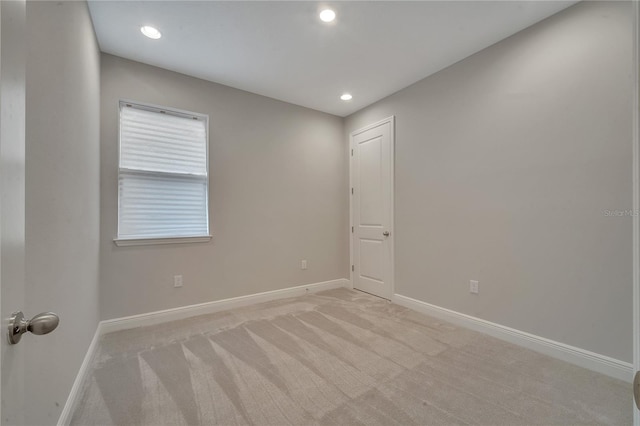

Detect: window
[116, 101, 210, 245]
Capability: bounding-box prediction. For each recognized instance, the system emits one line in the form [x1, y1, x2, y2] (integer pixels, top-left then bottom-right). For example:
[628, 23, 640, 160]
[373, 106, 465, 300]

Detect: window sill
[114, 235, 212, 247]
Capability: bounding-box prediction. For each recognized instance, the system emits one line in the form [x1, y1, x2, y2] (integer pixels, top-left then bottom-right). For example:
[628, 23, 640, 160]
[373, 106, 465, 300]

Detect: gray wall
[100, 55, 348, 320]
[345, 1, 633, 362]
[25, 1, 101, 424]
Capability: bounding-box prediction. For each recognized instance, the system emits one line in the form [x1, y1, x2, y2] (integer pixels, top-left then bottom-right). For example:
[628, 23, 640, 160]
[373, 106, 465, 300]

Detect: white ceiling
[88, 1, 577, 117]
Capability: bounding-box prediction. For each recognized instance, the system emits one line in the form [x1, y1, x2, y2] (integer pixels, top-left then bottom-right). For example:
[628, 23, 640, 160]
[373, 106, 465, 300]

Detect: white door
[0, 1, 27, 424]
[351, 117, 394, 300]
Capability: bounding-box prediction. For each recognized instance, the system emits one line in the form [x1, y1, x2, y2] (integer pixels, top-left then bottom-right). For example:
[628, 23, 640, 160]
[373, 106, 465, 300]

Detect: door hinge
[351, 265, 354, 272]
[351, 226, 354, 233]
[351, 149, 354, 156]
[351, 187, 354, 195]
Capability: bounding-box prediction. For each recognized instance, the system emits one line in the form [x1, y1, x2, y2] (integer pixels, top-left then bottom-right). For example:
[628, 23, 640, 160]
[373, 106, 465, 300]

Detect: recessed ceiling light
[340, 93, 353, 101]
[140, 26, 162, 40]
[319, 9, 336, 23]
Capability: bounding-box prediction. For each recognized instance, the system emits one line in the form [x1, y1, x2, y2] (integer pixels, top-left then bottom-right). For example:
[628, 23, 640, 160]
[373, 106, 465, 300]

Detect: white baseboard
[100, 278, 349, 334]
[57, 322, 103, 426]
[393, 293, 634, 383]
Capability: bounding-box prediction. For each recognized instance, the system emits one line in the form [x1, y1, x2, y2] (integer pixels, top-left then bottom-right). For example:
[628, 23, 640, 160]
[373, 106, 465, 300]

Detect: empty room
[0, 0, 638, 424]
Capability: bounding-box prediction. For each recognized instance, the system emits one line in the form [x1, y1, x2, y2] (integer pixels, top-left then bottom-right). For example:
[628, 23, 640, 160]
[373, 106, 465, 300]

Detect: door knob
[383, 231, 390, 236]
[7, 311, 59, 345]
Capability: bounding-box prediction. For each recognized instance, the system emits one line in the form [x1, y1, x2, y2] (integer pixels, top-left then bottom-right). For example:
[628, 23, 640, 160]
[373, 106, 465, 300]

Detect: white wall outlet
[470, 280, 479, 294]
[301, 259, 307, 270]
[174, 275, 183, 288]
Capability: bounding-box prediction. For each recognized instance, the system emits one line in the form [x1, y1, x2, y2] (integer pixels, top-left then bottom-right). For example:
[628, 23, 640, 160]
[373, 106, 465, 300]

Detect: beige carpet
[70, 288, 631, 425]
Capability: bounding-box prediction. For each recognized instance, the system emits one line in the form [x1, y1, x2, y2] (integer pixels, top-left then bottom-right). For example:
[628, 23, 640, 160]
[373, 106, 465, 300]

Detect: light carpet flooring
[70, 288, 631, 425]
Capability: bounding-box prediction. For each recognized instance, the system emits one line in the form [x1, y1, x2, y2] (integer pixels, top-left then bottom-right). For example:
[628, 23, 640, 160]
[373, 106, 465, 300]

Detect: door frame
[633, 0, 639, 424]
[349, 115, 395, 299]
[0, 0, 27, 423]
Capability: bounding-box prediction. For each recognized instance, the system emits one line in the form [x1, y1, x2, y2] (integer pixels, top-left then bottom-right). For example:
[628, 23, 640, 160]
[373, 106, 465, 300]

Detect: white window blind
[118, 102, 209, 241]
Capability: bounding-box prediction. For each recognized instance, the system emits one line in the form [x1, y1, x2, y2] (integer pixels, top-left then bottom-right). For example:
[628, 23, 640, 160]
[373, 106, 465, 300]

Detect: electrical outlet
[470, 280, 479, 294]
[174, 275, 183, 288]
[301, 260, 307, 270]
